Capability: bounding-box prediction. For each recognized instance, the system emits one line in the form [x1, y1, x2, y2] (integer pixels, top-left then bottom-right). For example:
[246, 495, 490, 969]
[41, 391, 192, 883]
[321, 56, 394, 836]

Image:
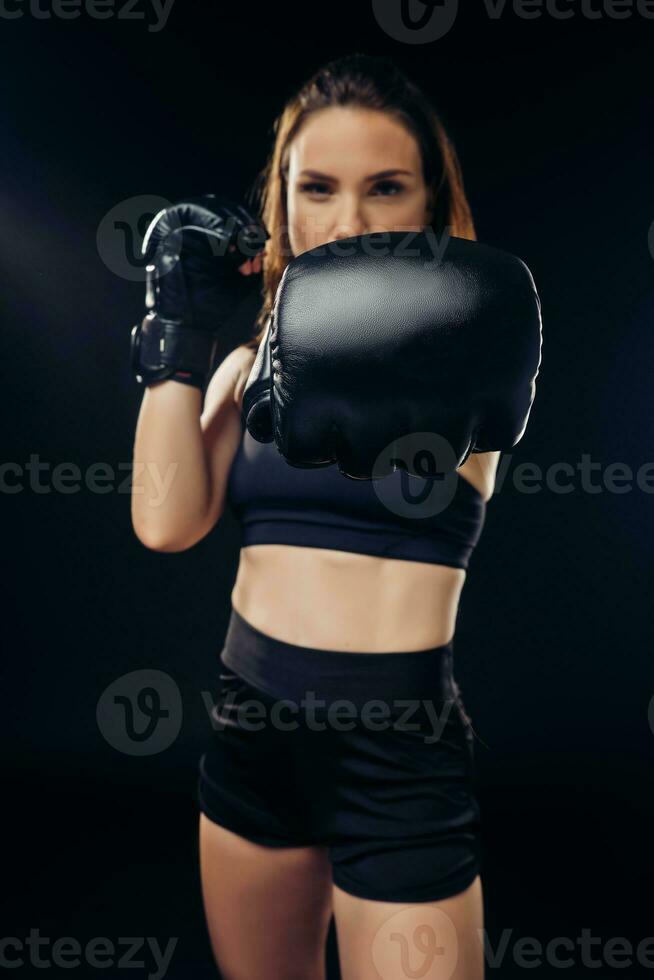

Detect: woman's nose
[331, 215, 367, 241]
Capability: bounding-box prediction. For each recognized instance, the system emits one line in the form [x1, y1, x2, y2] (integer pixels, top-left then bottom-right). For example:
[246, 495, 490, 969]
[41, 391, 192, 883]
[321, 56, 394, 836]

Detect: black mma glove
[130, 193, 268, 391]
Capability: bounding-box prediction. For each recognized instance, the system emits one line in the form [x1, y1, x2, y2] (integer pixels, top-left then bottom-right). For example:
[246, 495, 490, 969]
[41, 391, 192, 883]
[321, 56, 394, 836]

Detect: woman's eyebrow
[298, 168, 414, 181]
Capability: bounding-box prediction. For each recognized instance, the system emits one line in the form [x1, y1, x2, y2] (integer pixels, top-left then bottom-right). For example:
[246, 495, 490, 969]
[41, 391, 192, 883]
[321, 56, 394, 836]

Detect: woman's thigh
[199, 813, 334, 980]
[332, 874, 485, 980]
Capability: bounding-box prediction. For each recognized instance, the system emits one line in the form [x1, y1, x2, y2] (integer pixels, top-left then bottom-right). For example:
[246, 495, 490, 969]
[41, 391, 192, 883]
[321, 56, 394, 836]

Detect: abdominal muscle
[230, 545, 466, 653]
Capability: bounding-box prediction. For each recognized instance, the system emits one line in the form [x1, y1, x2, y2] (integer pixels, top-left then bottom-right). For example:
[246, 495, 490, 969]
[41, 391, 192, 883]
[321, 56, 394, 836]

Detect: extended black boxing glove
[242, 315, 274, 442]
[242, 230, 542, 480]
[130, 194, 268, 390]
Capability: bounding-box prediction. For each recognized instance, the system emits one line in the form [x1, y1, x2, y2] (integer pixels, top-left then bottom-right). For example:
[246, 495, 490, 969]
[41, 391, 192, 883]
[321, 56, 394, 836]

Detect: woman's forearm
[130, 381, 211, 551]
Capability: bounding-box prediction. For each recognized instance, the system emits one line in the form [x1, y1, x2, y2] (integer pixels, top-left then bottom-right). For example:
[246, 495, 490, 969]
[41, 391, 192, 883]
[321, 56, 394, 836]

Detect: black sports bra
[226, 421, 487, 570]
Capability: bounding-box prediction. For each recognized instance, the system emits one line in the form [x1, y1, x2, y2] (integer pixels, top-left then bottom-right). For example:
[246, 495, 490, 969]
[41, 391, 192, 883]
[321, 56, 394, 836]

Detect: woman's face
[285, 106, 434, 257]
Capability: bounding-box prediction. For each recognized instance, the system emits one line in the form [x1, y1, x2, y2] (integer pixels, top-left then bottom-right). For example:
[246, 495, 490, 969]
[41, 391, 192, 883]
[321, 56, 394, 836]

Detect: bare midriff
[230, 470, 485, 654]
[231, 547, 465, 652]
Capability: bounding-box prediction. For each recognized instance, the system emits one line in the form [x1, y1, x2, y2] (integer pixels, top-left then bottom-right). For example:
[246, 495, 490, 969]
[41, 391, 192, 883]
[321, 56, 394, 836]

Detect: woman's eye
[372, 181, 403, 196]
[298, 180, 404, 199]
[300, 182, 331, 196]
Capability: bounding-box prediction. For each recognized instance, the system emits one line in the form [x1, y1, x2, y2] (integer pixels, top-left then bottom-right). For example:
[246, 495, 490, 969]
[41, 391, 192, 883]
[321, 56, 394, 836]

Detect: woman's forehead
[288, 108, 422, 178]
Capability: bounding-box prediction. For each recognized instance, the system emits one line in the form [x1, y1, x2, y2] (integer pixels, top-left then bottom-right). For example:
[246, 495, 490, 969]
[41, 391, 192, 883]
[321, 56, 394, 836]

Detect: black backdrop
[2, 2, 653, 977]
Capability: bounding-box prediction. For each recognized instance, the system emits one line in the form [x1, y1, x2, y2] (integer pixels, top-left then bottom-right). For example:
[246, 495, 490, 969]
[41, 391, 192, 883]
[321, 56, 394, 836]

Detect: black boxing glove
[242, 230, 542, 480]
[242, 315, 274, 442]
[130, 194, 268, 390]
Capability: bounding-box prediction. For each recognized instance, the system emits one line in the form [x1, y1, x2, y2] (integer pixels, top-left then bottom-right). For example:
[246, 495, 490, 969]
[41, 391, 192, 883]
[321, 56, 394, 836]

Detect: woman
[133, 53, 498, 980]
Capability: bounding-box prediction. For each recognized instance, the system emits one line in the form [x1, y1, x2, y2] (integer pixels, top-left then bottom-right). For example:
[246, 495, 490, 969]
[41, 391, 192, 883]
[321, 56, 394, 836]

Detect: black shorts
[197, 606, 483, 904]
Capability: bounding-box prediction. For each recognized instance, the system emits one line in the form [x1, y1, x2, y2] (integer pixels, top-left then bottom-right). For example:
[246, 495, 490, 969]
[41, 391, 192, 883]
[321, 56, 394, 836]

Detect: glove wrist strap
[130, 314, 217, 388]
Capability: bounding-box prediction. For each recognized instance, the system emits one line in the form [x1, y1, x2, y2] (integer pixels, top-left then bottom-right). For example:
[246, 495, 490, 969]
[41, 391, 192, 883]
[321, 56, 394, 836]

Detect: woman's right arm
[130, 343, 256, 552]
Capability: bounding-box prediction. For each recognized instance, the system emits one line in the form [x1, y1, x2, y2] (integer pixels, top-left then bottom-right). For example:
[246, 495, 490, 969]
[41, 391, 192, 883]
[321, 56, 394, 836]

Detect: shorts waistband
[220, 606, 457, 713]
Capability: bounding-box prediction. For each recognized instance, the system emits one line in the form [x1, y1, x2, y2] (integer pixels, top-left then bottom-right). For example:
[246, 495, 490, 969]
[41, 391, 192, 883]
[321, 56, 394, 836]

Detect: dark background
[2, 1, 653, 977]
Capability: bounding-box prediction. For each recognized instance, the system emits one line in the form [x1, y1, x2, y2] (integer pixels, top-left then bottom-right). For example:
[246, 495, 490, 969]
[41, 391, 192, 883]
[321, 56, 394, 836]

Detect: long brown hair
[244, 52, 476, 350]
